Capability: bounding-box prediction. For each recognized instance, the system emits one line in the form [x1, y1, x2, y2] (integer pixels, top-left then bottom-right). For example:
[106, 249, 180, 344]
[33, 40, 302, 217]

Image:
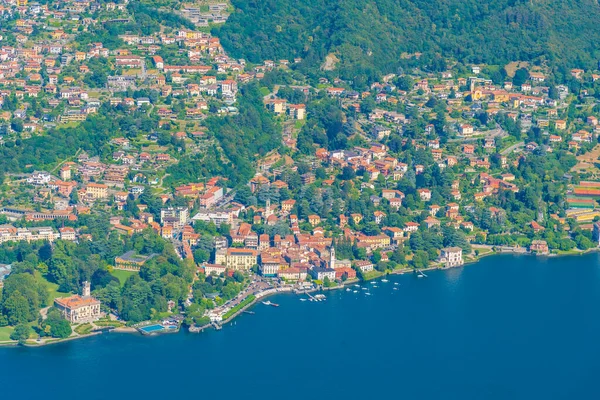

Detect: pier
[305, 292, 316, 301]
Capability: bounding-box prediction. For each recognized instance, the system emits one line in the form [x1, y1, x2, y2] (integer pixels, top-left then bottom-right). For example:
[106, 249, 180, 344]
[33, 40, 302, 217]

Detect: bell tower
[82, 281, 91, 298]
[330, 247, 336, 269]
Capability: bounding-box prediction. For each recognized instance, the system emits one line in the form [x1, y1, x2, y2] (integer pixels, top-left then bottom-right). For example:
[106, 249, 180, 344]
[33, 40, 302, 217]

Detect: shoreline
[0, 324, 140, 348]
[4, 249, 599, 347]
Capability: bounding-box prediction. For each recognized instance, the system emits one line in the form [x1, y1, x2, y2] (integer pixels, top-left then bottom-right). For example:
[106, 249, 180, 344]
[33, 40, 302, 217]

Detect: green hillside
[215, 0, 600, 81]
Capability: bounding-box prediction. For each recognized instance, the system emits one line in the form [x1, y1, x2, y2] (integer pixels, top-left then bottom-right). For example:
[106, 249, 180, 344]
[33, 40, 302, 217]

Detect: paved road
[501, 141, 525, 155]
[219, 279, 272, 311]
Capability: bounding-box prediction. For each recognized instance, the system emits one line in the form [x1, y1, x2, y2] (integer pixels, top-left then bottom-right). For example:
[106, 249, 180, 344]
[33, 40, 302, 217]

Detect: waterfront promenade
[3, 253, 600, 400]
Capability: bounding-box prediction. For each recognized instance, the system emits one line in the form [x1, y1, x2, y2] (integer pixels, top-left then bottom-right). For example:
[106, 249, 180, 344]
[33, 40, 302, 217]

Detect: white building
[27, 171, 52, 185]
[310, 267, 336, 281]
[439, 247, 464, 268]
[160, 207, 189, 227]
[54, 282, 102, 323]
[192, 209, 233, 226]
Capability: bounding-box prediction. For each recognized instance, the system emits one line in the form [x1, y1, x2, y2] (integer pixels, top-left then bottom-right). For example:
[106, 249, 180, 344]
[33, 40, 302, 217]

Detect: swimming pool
[139, 324, 165, 333]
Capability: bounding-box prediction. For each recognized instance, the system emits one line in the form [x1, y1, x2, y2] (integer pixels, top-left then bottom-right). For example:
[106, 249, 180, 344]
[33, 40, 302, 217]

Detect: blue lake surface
[2, 253, 600, 399]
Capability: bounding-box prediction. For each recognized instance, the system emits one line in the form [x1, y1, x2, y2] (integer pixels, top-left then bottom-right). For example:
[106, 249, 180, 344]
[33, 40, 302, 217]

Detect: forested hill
[215, 0, 600, 81]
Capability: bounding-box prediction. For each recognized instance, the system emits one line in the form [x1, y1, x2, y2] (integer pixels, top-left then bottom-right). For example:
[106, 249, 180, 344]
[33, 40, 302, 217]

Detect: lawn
[74, 324, 93, 335]
[361, 270, 385, 281]
[111, 269, 136, 287]
[94, 319, 124, 328]
[0, 326, 14, 342]
[35, 272, 71, 303]
[42, 276, 71, 303]
[222, 295, 256, 321]
[259, 86, 270, 96]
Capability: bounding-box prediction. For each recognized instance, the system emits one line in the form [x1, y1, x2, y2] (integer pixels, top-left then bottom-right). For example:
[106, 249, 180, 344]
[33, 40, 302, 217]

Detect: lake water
[2, 254, 600, 399]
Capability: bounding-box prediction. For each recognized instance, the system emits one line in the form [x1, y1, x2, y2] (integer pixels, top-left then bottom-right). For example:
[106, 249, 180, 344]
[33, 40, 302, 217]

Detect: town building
[215, 248, 258, 270]
[530, 240, 549, 255]
[54, 281, 102, 323]
[439, 247, 464, 268]
[160, 206, 189, 227]
[310, 267, 336, 281]
[114, 251, 156, 271]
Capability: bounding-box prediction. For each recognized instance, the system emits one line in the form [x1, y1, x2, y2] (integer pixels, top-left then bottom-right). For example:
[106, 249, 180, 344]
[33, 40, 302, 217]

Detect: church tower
[330, 247, 336, 269]
[82, 281, 91, 298]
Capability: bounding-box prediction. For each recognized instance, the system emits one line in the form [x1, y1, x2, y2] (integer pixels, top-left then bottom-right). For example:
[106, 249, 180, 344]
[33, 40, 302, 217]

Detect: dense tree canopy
[216, 0, 600, 83]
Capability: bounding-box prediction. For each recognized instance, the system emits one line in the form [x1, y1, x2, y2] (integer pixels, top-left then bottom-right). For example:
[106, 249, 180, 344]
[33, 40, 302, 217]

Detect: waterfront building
[354, 260, 374, 273]
[530, 240, 549, 255]
[439, 247, 464, 268]
[335, 267, 356, 280]
[310, 267, 336, 281]
[54, 281, 101, 323]
[278, 267, 307, 281]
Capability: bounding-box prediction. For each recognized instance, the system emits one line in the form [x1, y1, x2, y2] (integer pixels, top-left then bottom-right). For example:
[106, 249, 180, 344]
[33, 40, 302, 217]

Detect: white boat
[353, 290, 358, 293]
[354, 284, 360, 287]
[346, 288, 351, 292]
[417, 274, 424, 278]
[381, 279, 389, 283]
[373, 285, 378, 288]
[393, 288, 399, 291]
[300, 298, 307, 302]
[394, 282, 399, 286]
[361, 287, 368, 291]
[365, 293, 372, 296]
[262, 300, 273, 305]
[370, 282, 377, 285]
[315, 294, 326, 300]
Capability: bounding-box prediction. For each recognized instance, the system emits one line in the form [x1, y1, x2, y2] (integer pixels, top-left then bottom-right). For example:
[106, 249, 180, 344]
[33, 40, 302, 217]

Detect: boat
[262, 300, 272, 305]
[354, 284, 360, 287]
[417, 274, 424, 278]
[373, 285, 378, 288]
[370, 282, 377, 285]
[361, 287, 368, 291]
[394, 282, 399, 286]
[353, 290, 358, 293]
[381, 279, 389, 283]
[365, 293, 372, 296]
[314, 294, 326, 301]
[270, 303, 280, 307]
[346, 288, 351, 292]
[393, 288, 399, 291]
[300, 298, 307, 302]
